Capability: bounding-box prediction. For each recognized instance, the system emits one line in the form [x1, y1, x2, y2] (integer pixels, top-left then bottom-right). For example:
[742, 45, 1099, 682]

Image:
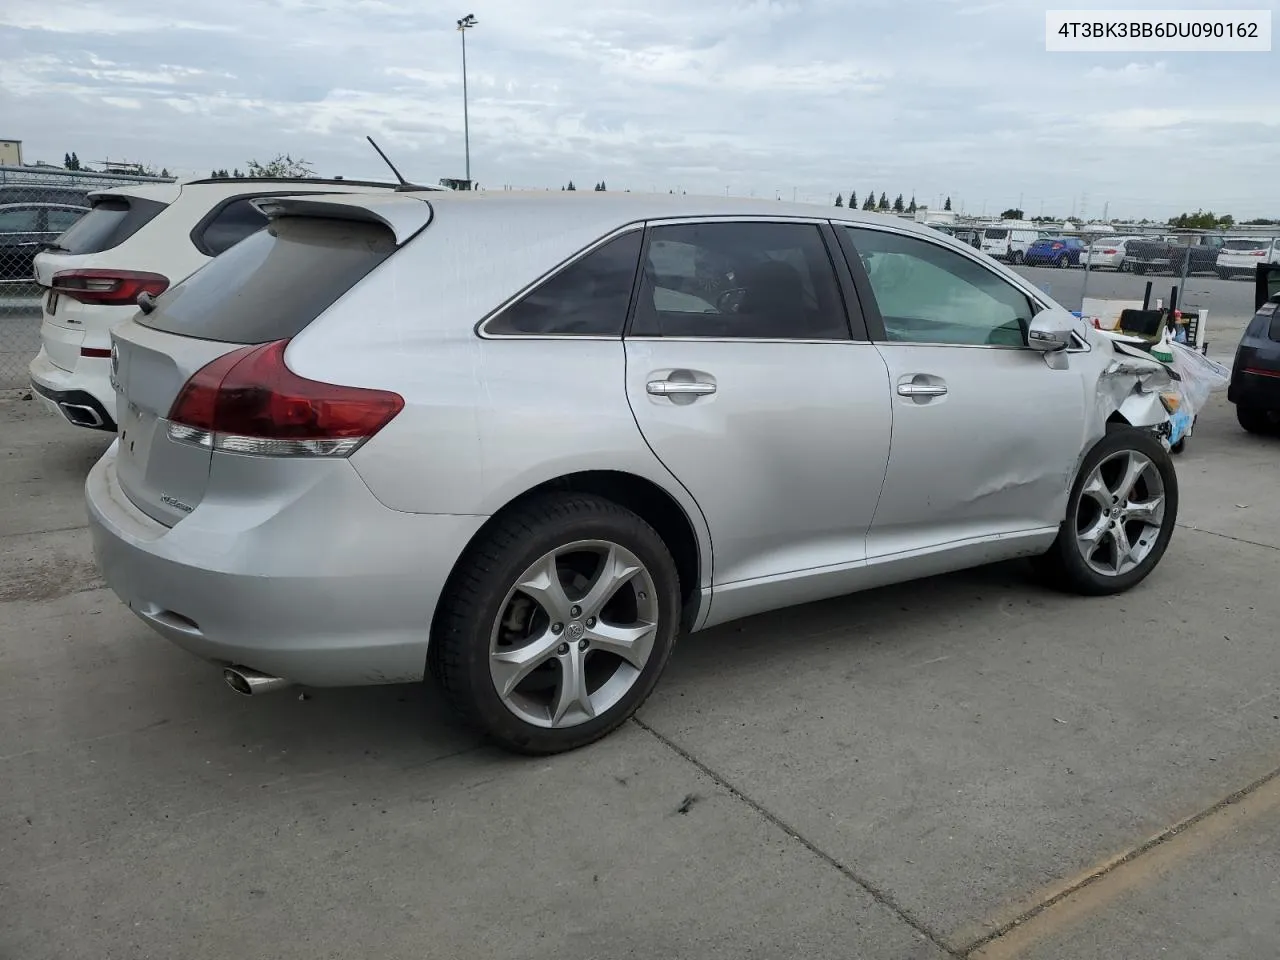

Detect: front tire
[430, 493, 681, 754]
[1010, 251, 1024, 265]
[1058, 255, 1071, 269]
[1032, 427, 1178, 596]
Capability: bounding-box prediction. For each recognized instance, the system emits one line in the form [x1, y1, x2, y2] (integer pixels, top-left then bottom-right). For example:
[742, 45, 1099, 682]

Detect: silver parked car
[87, 193, 1179, 753]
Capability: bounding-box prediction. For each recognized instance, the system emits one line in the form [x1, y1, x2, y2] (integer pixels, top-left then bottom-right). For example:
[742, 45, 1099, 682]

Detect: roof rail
[183, 176, 438, 190]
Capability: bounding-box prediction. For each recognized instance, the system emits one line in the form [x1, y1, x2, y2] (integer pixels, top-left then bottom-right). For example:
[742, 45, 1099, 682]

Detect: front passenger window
[845, 227, 1035, 347]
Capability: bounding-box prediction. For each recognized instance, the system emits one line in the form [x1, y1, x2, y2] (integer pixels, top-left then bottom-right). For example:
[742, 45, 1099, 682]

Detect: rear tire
[1236, 404, 1280, 435]
[1216, 267, 1230, 280]
[1010, 251, 1024, 265]
[1058, 255, 1071, 269]
[429, 493, 681, 755]
[1133, 263, 1147, 275]
[1032, 427, 1178, 596]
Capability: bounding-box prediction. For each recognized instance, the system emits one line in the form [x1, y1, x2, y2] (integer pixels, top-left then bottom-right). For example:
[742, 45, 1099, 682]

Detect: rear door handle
[897, 382, 948, 397]
[647, 380, 717, 397]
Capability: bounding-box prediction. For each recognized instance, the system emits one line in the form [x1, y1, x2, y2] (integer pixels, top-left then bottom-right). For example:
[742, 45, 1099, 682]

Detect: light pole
[457, 13, 477, 185]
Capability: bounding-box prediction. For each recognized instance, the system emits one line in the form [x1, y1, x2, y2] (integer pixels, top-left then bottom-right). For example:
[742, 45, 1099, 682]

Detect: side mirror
[1026, 310, 1074, 352]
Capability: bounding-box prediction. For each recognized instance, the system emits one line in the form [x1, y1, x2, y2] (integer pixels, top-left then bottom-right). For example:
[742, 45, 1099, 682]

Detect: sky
[1, 0, 1276, 221]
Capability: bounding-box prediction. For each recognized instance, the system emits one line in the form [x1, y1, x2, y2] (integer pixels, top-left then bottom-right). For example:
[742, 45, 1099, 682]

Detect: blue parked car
[1025, 236, 1085, 268]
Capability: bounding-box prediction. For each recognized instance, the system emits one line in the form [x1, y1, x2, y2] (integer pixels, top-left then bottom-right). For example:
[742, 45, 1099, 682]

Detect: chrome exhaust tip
[223, 666, 292, 696]
[59, 402, 104, 427]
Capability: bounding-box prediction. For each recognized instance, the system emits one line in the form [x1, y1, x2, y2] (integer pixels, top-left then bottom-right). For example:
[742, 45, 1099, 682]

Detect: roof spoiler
[249, 194, 434, 245]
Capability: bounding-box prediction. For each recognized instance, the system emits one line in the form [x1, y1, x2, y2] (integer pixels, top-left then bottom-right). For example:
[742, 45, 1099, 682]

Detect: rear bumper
[1229, 369, 1280, 409]
[29, 349, 117, 431]
[86, 443, 489, 687]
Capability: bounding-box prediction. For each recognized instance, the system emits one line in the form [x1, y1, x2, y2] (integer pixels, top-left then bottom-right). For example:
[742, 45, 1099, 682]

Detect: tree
[862, 189, 875, 211]
[834, 193, 844, 208]
[908, 196, 918, 214]
[877, 192, 889, 210]
[64, 152, 73, 169]
[892, 193, 904, 213]
[233, 168, 245, 178]
[944, 196, 952, 211]
[1170, 209, 1233, 229]
[566, 180, 576, 191]
[64, 152, 81, 171]
[1000, 207, 1024, 220]
[159, 168, 170, 178]
[849, 190, 857, 210]
[244, 153, 315, 178]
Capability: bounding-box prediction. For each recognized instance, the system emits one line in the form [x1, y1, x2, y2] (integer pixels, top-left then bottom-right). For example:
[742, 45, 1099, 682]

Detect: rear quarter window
[138, 216, 396, 344]
[55, 196, 169, 254]
[192, 197, 270, 257]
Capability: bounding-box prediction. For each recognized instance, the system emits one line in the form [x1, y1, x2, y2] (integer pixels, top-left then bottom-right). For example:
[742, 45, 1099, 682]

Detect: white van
[981, 225, 1040, 264]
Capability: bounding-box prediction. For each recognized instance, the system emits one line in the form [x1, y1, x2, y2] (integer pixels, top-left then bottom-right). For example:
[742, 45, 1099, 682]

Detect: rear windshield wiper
[40, 242, 70, 252]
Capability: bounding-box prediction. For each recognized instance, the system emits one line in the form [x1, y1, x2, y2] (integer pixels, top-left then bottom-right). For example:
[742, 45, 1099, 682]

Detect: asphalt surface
[3, 377, 1279, 958]
[0, 266, 1263, 388]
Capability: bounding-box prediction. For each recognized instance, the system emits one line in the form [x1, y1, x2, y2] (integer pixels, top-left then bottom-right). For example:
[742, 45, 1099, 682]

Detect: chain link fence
[0, 166, 175, 389]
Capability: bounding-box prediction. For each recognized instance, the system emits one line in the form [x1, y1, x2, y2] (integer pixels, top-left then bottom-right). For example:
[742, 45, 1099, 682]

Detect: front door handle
[896, 381, 948, 397]
[647, 380, 717, 397]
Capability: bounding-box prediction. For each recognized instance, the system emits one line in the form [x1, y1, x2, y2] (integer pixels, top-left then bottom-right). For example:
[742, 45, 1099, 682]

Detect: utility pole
[457, 13, 477, 185]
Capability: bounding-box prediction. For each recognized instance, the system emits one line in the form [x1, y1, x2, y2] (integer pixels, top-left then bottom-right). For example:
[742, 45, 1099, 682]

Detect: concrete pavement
[2, 388, 1279, 959]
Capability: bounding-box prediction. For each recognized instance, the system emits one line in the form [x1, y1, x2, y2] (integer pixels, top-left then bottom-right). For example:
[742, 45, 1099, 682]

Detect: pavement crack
[1176, 523, 1279, 552]
[632, 716, 962, 958]
[960, 760, 1280, 956]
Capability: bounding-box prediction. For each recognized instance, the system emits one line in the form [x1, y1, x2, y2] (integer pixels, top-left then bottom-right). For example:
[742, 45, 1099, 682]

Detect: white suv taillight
[166, 339, 404, 457]
[51, 269, 169, 305]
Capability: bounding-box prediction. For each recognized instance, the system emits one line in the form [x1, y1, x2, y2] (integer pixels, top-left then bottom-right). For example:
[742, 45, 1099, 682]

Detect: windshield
[1223, 239, 1270, 250]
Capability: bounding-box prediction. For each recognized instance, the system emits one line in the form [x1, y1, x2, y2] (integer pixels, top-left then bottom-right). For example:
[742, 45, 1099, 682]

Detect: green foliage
[1170, 209, 1233, 229]
[244, 154, 315, 179]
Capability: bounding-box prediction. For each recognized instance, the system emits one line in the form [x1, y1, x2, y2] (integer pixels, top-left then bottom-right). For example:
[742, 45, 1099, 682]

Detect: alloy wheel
[488, 540, 659, 729]
[1074, 450, 1167, 577]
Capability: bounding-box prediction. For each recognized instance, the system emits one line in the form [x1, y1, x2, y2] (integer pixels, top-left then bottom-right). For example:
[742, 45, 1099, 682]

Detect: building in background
[0, 139, 23, 166]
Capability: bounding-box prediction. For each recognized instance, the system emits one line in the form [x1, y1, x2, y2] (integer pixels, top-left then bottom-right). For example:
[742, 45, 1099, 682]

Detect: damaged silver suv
[87, 193, 1178, 753]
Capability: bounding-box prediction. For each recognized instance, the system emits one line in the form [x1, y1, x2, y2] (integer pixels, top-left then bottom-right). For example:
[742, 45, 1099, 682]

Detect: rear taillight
[1102, 249, 1118, 255]
[166, 339, 404, 458]
[1250, 249, 1268, 256]
[51, 269, 169, 306]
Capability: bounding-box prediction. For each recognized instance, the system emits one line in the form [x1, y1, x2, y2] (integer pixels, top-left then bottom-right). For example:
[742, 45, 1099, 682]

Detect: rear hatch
[35, 190, 174, 371]
[1218, 238, 1272, 270]
[111, 196, 429, 526]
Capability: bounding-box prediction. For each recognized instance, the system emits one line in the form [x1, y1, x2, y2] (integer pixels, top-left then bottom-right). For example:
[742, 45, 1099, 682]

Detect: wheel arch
[434, 470, 710, 636]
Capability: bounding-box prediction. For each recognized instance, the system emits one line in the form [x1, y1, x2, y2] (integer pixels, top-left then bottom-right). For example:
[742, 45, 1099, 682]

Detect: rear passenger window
[486, 231, 642, 336]
[195, 198, 270, 257]
[630, 222, 849, 340]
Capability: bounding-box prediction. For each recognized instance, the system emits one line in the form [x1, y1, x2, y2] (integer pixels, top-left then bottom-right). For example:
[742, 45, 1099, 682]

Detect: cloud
[0, 0, 1274, 218]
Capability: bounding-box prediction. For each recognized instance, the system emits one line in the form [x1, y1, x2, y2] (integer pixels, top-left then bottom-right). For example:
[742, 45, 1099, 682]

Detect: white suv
[29, 177, 441, 431]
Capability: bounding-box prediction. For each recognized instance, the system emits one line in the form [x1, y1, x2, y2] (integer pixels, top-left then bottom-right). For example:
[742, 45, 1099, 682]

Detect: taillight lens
[51, 269, 169, 305]
[166, 339, 404, 457]
[1102, 249, 1118, 255]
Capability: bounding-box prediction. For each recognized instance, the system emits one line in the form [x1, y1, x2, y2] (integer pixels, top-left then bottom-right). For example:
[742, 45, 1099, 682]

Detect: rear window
[138, 216, 396, 344]
[983, 229, 1008, 240]
[1224, 239, 1270, 250]
[55, 196, 168, 254]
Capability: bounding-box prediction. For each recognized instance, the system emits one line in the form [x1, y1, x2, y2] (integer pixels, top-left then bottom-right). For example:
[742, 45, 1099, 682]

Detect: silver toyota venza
[88, 192, 1179, 753]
